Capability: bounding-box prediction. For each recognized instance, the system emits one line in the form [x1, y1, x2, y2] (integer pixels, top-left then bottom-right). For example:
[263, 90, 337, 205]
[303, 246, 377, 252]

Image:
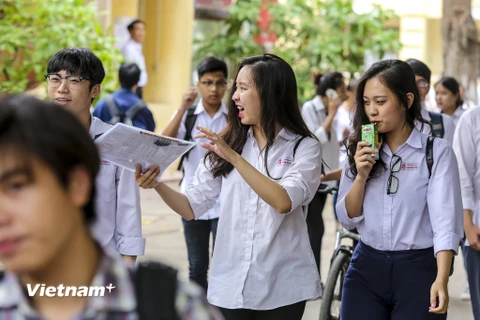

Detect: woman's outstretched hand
[194, 126, 239, 165]
[135, 165, 161, 189]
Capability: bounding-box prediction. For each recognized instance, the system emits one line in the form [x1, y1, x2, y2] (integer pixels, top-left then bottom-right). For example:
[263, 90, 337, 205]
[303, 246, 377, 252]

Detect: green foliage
[194, 0, 402, 102]
[0, 0, 122, 96]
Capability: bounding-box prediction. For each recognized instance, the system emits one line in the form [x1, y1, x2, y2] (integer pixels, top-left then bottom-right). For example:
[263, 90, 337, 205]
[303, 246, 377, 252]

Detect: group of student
[0, 44, 478, 320]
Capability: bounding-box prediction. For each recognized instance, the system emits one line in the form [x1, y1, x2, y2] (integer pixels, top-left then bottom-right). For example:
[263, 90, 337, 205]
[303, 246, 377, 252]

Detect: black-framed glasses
[199, 80, 227, 89]
[387, 155, 402, 195]
[44, 74, 90, 89]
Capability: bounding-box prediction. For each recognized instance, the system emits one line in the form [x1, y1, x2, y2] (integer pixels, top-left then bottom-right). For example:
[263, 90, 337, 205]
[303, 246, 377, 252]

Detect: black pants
[342, 241, 445, 320]
[306, 191, 328, 275]
[182, 218, 218, 291]
[218, 301, 306, 320]
[135, 86, 143, 99]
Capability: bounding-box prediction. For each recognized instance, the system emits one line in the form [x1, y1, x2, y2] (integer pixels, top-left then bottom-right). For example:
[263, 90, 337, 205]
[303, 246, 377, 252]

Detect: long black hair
[345, 59, 430, 180]
[206, 54, 315, 178]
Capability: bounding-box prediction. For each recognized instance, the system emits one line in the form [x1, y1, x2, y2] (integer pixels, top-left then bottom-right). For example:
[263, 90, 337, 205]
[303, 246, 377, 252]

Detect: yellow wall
[354, 0, 480, 77]
[97, 0, 194, 134]
[141, 0, 194, 133]
[110, 0, 139, 25]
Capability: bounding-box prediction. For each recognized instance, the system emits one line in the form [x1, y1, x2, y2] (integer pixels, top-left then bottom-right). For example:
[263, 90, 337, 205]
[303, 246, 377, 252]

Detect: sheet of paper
[94, 123, 195, 180]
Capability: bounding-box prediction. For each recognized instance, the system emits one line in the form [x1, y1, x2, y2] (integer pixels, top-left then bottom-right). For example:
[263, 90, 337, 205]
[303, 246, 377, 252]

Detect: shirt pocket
[95, 163, 116, 203]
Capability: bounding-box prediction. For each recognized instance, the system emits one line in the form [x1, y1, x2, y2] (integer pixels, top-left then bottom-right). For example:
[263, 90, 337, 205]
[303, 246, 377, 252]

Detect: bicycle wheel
[319, 250, 350, 320]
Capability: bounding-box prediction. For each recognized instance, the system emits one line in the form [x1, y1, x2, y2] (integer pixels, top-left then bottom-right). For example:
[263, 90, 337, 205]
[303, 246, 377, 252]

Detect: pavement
[139, 175, 474, 320]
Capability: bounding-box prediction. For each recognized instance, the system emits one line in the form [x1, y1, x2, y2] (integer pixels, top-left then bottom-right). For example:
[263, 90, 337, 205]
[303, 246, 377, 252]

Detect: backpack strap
[104, 95, 120, 120]
[428, 112, 445, 138]
[177, 106, 198, 171]
[134, 261, 179, 320]
[426, 135, 435, 179]
[125, 99, 147, 123]
[293, 136, 307, 159]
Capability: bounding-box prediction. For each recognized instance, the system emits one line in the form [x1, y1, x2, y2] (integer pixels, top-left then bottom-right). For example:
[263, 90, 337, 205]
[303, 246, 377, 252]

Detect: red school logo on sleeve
[276, 157, 293, 166]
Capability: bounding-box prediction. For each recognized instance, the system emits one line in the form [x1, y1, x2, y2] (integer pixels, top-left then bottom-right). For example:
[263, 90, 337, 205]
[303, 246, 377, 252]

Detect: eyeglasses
[199, 80, 227, 89]
[416, 80, 430, 88]
[387, 155, 402, 195]
[44, 74, 90, 89]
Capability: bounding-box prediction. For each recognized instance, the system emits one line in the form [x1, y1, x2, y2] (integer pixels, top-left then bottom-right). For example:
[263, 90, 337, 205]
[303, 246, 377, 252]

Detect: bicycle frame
[330, 229, 360, 264]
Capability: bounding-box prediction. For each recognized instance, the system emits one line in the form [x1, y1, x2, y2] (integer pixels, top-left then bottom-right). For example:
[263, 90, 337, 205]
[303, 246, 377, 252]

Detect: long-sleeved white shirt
[176, 100, 227, 220]
[185, 128, 322, 309]
[90, 117, 145, 255]
[448, 107, 466, 126]
[302, 96, 340, 184]
[336, 128, 463, 256]
[453, 106, 480, 245]
[121, 39, 148, 88]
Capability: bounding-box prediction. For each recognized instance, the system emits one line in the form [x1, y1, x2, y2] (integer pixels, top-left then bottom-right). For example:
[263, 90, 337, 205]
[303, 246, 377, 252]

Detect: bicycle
[319, 227, 360, 320]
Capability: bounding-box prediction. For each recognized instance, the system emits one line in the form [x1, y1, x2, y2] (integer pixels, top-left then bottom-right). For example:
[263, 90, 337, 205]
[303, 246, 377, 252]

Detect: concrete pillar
[142, 0, 194, 132]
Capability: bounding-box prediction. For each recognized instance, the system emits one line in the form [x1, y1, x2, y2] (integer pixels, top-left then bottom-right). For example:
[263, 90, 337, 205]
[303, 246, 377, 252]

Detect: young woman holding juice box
[336, 59, 463, 320]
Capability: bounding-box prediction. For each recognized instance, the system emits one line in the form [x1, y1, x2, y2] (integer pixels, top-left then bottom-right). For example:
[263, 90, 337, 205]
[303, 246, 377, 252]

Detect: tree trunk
[442, 0, 479, 104]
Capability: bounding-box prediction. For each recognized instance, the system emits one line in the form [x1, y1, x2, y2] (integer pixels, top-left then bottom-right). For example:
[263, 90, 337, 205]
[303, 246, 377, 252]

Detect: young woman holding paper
[135, 54, 322, 320]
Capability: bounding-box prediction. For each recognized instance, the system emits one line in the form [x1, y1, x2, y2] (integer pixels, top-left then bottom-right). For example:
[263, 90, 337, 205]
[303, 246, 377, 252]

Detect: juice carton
[361, 123, 379, 160]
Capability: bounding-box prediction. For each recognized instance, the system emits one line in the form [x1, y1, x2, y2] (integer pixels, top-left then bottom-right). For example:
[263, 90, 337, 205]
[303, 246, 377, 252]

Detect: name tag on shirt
[401, 162, 418, 171]
[276, 157, 294, 166]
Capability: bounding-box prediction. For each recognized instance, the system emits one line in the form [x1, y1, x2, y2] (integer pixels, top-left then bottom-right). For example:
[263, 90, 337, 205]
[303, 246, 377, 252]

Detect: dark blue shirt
[93, 88, 156, 132]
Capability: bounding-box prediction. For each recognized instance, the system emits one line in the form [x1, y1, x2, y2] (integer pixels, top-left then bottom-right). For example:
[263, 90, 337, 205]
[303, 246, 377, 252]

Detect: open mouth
[237, 106, 245, 117]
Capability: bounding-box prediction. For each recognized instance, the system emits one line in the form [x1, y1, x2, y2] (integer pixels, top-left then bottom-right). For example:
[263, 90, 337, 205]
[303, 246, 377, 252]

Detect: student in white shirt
[337, 59, 463, 319]
[122, 19, 147, 99]
[406, 59, 456, 145]
[162, 56, 228, 291]
[453, 108, 480, 319]
[136, 54, 322, 319]
[301, 72, 347, 281]
[435, 77, 465, 126]
[45, 48, 145, 263]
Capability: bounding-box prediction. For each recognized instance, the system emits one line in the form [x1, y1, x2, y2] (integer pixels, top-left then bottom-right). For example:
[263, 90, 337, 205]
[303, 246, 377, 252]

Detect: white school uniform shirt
[336, 128, 463, 256]
[176, 100, 228, 220]
[417, 107, 455, 145]
[447, 107, 466, 126]
[90, 117, 146, 255]
[302, 96, 340, 183]
[121, 39, 148, 87]
[335, 105, 353, 167]
[453, 107, 480, 246]
[185, 128, 322, 309]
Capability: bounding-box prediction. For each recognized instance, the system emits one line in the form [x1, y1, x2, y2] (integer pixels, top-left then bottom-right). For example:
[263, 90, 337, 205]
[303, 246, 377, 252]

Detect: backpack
[177, 106, 198, 171]
[134, 261, 180, 320]
[425, 135, 455, 276]
[428, 111, 444, 138]
[104, 95, 147, 127]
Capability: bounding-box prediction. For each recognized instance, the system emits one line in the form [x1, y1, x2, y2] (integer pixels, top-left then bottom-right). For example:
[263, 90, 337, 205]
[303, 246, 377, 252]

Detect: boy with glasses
[45, 48, 145, 264]
[161, 56, 228, 291]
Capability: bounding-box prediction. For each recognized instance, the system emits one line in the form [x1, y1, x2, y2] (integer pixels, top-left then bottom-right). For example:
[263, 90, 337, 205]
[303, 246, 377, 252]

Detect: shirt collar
[127, 38, 142, 49]
[246, 126, 297, 141]
[195, 99, 228, 117]
[381, 127, 423, 157]
[313, 95, 325, 111]
[0, 249, 136, 317]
